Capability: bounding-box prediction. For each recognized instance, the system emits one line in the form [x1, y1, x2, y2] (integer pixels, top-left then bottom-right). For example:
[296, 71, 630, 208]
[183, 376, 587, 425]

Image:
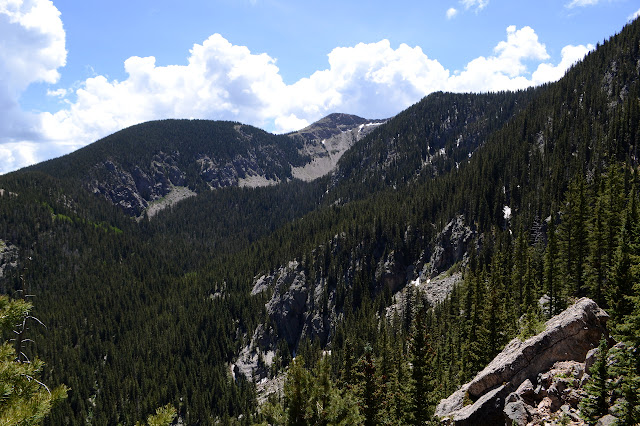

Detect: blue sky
[1, 0, 639, 174]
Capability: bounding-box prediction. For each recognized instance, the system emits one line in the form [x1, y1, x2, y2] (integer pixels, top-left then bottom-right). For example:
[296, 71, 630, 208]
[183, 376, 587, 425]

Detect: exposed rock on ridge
[435, 298, 609, 425]
[87, 152, 187, 217]
[290, 113, 385, 181]
[82, 115, 383, 217]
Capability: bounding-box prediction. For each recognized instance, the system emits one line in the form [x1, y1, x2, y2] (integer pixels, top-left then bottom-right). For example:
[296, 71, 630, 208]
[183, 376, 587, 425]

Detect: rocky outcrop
[0, 239, 18, 280]
[290, 113, 385, 181]
[375, 250, 407, 294]
[428, 215, 475, 277]
[234, 260, 338, 382]
[503, 361, 588, 425]
[238, 217, 469, 385]
[87, 152, 185, 216]
[386, 272, 462, 320]
[436, 298, 609, 425]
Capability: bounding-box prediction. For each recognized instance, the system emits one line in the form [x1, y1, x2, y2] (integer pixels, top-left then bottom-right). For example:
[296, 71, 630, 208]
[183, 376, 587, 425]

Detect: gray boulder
[435, 298, 608, 425]
[596, 414, 618, 426]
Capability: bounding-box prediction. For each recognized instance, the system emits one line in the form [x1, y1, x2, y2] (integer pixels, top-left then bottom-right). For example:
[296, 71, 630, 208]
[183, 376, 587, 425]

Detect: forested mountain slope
[30, 120, 311, 216]
[0, 16, 639, 426]
[326, 89, 539, 202]
[238, 18, 640, 425]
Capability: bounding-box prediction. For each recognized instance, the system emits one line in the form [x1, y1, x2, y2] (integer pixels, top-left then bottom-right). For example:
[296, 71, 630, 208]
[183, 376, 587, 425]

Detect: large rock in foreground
[435, 298, 608, 425]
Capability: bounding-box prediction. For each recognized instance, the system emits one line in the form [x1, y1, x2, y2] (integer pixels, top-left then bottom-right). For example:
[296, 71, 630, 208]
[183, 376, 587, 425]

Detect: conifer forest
[2, 15, 640, 426]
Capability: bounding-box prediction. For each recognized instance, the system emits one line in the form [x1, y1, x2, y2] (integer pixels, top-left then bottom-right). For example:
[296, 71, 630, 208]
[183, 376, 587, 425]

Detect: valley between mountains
[2, 17, 640, 426]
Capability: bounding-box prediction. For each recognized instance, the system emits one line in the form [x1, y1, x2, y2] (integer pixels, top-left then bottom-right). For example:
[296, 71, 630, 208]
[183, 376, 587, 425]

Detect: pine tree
[616, 183, 640, 347]
[135, 404, 177, 426]
[384, 345, 411, 425]
[307, 357, 363, 426]
[408, 308, 434, 425]
[604, 165, 624, 279]
[544, 215, 561, 316]
[355, 344, 383, 426]
[584, 190, 607, 307]
[283, 358, 310, 426]
[511, 227, 529, 317]
[579, 338, 610, 424]
[0, 295, 68, 425]
[608, 345, 640, 425]
[606, 205, 635, 324]
[558, 177, 588, 298]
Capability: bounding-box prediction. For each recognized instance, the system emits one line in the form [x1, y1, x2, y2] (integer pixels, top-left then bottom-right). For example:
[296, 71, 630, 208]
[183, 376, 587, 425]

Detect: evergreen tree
[511, 228, 529, 317]
[135, 404, 177, 426]
[606, 205, 635, 324]
[579, 338, 610, 425]
[355, 345, 383, 426]
[283, 358, 310, 426]
[608, 345, 640, 425]
[408, 308, 434, 425]
[603, 165, 624, 282]
[544, 216, 561, 316]
[308, 357, 363, 426]
[0, 295, 67, 425]
[584, 190, 607, 307]
[558, 177, 588, 298]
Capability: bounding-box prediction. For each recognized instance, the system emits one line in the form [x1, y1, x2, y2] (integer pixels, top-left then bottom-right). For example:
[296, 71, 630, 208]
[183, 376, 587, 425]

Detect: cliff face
[0, 239, 18, 281]
[86, 152, 187, 216]
[233, 215, 475, 387]
[435, 298, 609, 425]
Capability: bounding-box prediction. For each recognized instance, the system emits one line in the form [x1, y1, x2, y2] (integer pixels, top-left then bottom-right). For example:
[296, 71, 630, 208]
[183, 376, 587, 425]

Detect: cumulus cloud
[39, 34, 288, 147]
[446, 7, 458, 19]
[446, 26, 550, 92]
[532, 43, 594, 84]
[0, 0, 66, 95]
[37, 37, 450, 147]
[0, 0, 66, 173]
[629, 7, 640, 21]
[284, 41, 450, 123]
[1, 21, 594, 174]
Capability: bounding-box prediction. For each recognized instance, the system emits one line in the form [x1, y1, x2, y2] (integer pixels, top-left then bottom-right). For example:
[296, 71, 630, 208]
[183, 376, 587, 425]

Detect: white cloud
[37, 37, 450, 146]
[446, 7, 458, 19]
[0, 141, 40, 174]
[628, 7, 640, 21]
[566, 0, 599, 8]
[462, 0, 489, 11]
[275, 114, 310, 132]
[46, 87, 67, 98]
[0, 0, 66, 173]
[1, 23, 594, 174]
[445, 26, 551, 92]
[0, 0, 66, 94]
[532, 43, 595, 84]
[38, 34, 289, 147]
[284, 40, 450, 123]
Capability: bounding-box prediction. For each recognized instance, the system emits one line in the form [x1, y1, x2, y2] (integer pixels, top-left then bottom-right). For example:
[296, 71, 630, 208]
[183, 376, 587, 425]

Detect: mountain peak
[288, 113, 386, 181]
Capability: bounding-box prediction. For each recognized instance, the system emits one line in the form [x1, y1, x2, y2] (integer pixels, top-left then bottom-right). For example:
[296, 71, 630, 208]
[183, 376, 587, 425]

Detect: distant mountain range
[28, 113, 383, 217]
[1, 17, 640, 426]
